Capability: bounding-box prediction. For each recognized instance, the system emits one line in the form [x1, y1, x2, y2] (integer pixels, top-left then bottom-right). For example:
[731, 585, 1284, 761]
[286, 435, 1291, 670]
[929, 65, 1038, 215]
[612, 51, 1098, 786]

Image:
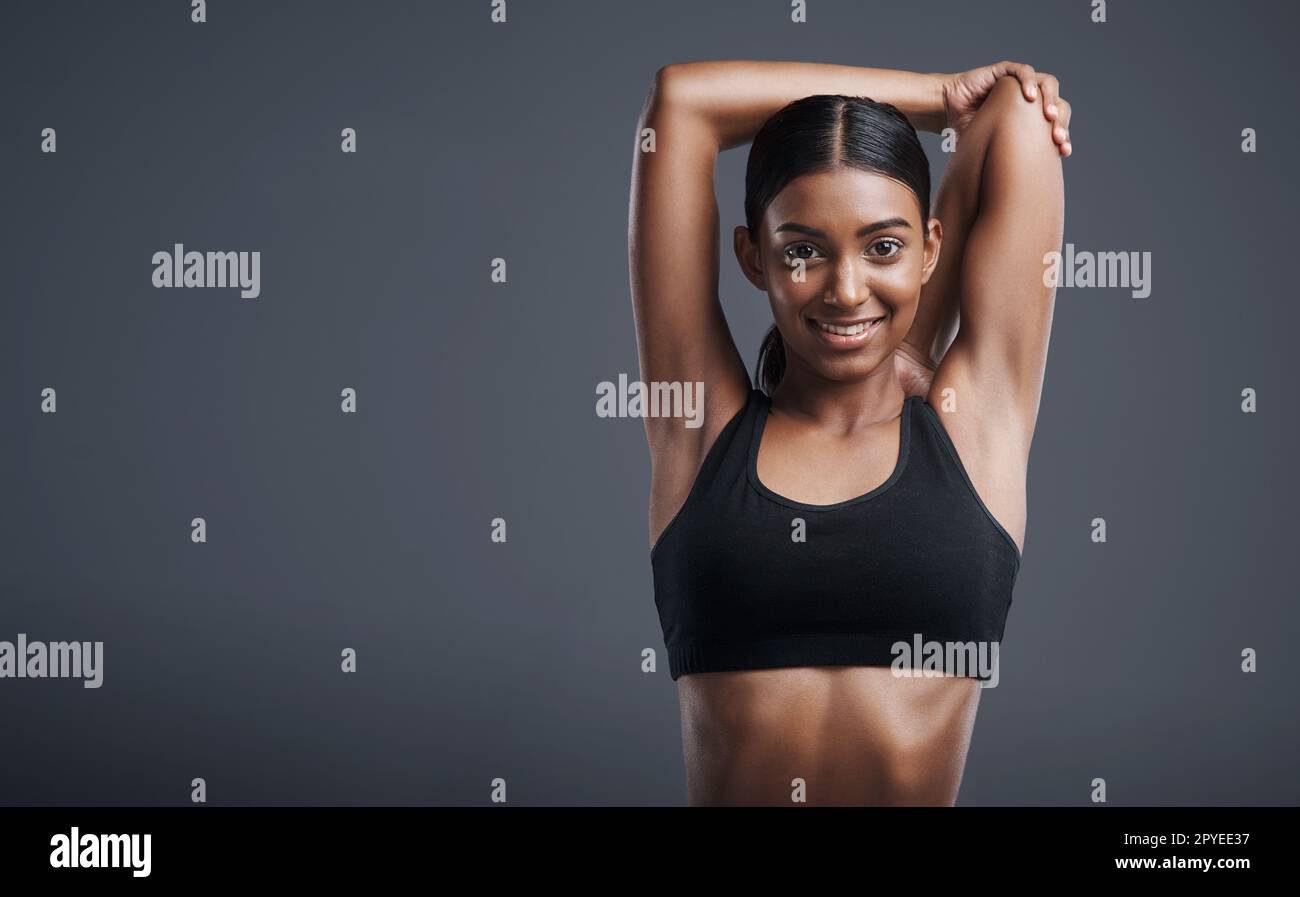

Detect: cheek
[765, 267, 813, 313]
[874, 257, 926, 299]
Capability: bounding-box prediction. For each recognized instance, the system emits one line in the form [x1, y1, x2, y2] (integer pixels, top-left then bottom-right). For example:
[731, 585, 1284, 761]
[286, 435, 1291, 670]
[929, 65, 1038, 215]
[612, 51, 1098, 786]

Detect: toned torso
[677, 666, 983, 806]
[656, 394, 1026, 806]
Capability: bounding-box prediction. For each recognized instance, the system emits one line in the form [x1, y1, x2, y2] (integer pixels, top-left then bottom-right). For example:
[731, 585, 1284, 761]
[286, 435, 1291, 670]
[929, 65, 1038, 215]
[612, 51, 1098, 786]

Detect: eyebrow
[774, 217, 912, 238]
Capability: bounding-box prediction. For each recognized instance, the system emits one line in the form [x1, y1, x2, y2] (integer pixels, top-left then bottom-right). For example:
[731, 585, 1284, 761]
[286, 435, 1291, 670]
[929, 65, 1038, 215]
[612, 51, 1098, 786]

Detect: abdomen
[677, 665, 984, 806]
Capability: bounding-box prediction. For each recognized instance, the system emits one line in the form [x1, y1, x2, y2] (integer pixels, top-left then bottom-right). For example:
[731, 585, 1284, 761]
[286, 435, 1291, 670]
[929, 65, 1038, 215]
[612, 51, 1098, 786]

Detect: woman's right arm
[629, 66, 753, 548]
[629, 65, 752, 466]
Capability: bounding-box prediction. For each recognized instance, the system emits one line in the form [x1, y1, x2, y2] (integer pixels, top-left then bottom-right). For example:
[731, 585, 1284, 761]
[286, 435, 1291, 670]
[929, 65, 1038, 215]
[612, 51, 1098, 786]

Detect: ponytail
[755, 324, 786, 396]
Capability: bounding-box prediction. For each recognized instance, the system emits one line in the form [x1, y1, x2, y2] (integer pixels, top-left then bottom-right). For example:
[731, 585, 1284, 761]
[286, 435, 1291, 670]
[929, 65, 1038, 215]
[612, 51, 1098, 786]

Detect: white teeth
[817, 319, 877, 336]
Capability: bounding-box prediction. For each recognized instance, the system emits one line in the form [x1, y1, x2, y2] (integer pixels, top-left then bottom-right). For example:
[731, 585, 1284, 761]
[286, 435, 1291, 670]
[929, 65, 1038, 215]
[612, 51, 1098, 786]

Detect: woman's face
[736, 167, 941, 385]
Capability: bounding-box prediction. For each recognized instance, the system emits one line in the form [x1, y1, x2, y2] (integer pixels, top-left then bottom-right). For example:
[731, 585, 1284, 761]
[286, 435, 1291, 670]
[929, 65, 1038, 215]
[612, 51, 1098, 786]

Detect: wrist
[934, 72, 955, 132]
[911, 72, 953, 134]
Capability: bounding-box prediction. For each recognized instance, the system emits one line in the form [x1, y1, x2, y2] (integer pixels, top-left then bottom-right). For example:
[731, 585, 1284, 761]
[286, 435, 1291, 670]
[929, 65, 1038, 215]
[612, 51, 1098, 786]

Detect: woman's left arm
[896, 62, 1071, 397]
[930, 74, 1060, 454]
[925, 73, 1068, 551]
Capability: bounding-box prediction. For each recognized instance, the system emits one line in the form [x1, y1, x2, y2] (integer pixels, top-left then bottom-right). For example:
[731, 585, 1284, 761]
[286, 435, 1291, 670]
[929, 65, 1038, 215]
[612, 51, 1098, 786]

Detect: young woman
[629, 60, 1069, 806]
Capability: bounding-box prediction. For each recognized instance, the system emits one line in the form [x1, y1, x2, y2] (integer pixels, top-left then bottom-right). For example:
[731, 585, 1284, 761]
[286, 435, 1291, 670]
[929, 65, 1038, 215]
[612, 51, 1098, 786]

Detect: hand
[942, 61, 1072, 156]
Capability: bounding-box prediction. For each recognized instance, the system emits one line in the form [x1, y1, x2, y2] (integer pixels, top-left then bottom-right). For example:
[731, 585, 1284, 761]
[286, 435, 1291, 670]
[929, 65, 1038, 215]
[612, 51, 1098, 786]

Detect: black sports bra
[650, 388, 1021, 682]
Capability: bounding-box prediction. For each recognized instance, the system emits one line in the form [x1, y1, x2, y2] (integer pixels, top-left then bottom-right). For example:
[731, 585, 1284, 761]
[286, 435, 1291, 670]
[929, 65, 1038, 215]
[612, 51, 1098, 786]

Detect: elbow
[653, 63, 687, 96]
[644, 63, 692, 118]
[638, 64, 716, 150]
[986, 75, 1061, 158]
[645, 64, 675, 112]
[636, 66, 668, 127]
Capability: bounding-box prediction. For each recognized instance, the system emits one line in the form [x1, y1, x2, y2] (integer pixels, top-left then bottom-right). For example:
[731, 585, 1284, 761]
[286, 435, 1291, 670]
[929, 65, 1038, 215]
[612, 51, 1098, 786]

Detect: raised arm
[926, 73, 1070, 553]
[893, 61, 1072, 396]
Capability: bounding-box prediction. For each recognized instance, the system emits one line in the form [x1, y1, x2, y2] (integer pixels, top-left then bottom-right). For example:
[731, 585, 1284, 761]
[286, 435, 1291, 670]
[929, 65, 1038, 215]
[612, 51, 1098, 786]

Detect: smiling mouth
[808, 315, 887, 345]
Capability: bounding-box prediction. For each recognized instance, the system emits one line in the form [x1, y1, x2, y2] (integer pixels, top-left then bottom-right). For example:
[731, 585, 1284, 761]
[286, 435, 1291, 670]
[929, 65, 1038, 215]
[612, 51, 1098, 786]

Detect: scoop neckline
[746, 392, 914, 511]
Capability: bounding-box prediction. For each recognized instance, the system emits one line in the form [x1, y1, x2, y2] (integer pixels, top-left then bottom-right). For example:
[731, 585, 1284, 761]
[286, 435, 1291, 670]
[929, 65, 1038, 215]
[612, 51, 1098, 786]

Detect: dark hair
[745, 95, 931, 395]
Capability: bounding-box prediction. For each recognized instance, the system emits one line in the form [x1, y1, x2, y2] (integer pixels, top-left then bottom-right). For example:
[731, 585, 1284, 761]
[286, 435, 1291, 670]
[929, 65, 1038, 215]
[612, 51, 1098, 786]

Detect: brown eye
[868, 238, 903, 258]
[783, 243, 822, 266]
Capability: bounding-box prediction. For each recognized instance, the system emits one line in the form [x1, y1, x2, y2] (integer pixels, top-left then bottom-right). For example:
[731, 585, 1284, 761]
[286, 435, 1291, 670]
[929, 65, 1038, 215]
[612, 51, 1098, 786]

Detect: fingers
[1007, 62, 1039, 100]
[1055, 97, 1072, 130]
[994, 61, 1073, 156]
[1037, 74, 1060, 121]
[1057, 98, 1073, 156]
[1046, 91, 1071, 156]
[1034, 73, 1071, 157]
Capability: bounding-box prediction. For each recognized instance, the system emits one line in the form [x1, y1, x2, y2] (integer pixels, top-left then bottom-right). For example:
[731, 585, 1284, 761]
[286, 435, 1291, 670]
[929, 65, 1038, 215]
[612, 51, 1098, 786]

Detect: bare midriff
[677, 665, 983, 806]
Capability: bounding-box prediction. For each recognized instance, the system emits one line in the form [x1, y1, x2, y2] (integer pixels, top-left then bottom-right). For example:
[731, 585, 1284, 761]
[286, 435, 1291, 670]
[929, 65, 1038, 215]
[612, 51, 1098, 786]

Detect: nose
[824, 255, 871, 310]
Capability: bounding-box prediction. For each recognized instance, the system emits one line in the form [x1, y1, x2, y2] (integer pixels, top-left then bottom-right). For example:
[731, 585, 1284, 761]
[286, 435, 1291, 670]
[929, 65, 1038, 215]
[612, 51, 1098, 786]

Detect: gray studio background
[2, 0, 1296, 806]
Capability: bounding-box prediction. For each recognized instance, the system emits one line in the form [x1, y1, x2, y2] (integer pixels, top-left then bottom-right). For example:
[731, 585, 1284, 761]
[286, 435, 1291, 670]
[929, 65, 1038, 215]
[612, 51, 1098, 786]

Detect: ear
[733, 225, 767, 290]
[919, 217, 943, 285]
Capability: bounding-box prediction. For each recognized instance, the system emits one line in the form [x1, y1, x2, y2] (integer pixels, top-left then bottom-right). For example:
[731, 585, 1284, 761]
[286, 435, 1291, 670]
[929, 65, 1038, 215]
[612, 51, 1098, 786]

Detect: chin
[794, 350, 893, 384]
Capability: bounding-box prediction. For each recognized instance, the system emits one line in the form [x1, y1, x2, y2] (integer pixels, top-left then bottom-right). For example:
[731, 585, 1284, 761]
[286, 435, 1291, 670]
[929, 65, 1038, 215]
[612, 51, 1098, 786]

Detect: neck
[770, 354, 906, 431]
